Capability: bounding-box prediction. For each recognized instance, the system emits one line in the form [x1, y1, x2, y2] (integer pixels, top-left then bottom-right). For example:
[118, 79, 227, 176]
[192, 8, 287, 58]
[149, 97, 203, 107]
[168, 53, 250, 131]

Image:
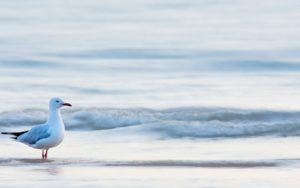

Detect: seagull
[1, 97, 72, 159]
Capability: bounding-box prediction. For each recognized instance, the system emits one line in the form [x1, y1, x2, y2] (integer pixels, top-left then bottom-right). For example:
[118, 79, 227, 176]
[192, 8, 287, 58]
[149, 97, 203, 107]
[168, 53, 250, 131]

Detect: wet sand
[1, 132, 300, 187]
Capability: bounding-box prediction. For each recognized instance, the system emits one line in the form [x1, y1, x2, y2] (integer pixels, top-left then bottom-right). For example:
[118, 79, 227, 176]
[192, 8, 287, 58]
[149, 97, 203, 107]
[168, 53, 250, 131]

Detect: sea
[1, 0, 300, 187]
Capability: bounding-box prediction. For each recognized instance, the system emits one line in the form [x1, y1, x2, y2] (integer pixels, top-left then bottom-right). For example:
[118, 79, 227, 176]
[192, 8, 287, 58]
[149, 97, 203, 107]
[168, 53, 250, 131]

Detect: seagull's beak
[62, 102, 72, 107]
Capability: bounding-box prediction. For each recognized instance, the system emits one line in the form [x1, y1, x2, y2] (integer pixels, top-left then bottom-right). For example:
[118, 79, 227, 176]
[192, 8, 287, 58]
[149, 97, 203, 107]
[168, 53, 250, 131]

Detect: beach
[1, 0, 300, 187]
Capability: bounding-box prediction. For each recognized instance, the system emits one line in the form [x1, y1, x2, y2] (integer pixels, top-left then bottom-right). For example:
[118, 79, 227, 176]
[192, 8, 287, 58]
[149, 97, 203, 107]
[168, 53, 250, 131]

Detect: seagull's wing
[17, 124, 51, 145]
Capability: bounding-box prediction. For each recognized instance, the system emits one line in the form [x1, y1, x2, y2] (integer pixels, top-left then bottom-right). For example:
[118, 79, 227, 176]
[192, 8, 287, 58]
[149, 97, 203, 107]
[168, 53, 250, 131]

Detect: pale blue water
[1, 0, 300, 187]
[1, 0, 300, 110]
[1, 0, 300, 137]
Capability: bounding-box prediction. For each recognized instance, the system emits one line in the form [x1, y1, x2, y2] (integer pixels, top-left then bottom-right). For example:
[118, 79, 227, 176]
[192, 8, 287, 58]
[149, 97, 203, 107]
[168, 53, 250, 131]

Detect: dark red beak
[63, 102, 72, 107]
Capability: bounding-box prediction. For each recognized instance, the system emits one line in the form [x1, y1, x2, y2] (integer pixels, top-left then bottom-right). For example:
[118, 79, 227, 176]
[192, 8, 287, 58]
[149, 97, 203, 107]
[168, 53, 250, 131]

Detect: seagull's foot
[41, 149, 49, 159]
[42, 150, 45, 159]
[45, 149, 48, 159]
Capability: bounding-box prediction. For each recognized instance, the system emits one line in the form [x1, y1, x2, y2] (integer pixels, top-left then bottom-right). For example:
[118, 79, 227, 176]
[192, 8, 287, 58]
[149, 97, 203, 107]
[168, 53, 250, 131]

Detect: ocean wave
[1, 107, 300, 138]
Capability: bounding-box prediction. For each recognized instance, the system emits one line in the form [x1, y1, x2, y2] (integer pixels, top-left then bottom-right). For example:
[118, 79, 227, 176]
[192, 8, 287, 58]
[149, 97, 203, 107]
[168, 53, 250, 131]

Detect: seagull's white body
[18, 107, 65, 149]
[2, 97, 72, 159]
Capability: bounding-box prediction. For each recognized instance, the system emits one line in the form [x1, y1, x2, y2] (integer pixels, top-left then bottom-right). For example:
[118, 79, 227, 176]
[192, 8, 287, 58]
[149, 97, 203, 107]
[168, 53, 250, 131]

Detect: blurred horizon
[0, 0, 300, 110]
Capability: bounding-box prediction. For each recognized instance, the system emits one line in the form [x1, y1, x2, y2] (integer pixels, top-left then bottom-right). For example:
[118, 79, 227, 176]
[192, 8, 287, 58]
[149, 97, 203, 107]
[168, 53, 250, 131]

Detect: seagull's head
[49, 97, 72, 110]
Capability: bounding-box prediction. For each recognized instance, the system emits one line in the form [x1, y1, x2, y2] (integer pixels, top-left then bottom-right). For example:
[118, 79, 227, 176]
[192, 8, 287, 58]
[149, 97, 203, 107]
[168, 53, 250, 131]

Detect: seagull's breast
[49, 127, 65, 146]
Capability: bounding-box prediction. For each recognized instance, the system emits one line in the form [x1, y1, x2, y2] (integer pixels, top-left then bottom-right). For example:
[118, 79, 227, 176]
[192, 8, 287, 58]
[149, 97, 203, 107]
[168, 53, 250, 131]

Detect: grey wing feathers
[18, 124, 50, 144]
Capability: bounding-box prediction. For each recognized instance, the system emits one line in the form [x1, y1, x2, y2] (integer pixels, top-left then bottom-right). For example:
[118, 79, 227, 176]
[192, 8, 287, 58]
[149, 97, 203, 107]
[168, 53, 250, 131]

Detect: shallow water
[1, 133, 300, 187]
[0, 158, 280, 168]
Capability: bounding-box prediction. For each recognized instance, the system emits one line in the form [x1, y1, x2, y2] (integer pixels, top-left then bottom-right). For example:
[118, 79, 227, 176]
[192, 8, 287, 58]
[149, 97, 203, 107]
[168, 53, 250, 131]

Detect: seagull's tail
[1, 131, 28, 139]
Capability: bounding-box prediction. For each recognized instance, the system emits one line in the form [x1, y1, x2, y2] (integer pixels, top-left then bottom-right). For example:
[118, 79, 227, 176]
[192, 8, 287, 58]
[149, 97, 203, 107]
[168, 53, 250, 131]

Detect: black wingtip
[1, 132, 17, 140]
[1, 131, 28, 137]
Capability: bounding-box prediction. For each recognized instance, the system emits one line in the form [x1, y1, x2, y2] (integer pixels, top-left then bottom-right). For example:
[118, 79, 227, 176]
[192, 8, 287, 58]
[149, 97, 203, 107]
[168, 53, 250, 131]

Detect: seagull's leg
[42, 150, 45, 159]
[45, 149, 48, 159]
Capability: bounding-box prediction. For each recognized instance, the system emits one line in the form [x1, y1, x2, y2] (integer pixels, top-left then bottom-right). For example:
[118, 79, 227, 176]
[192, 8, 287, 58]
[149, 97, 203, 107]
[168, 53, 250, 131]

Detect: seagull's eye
[56, 100, 59, 103]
